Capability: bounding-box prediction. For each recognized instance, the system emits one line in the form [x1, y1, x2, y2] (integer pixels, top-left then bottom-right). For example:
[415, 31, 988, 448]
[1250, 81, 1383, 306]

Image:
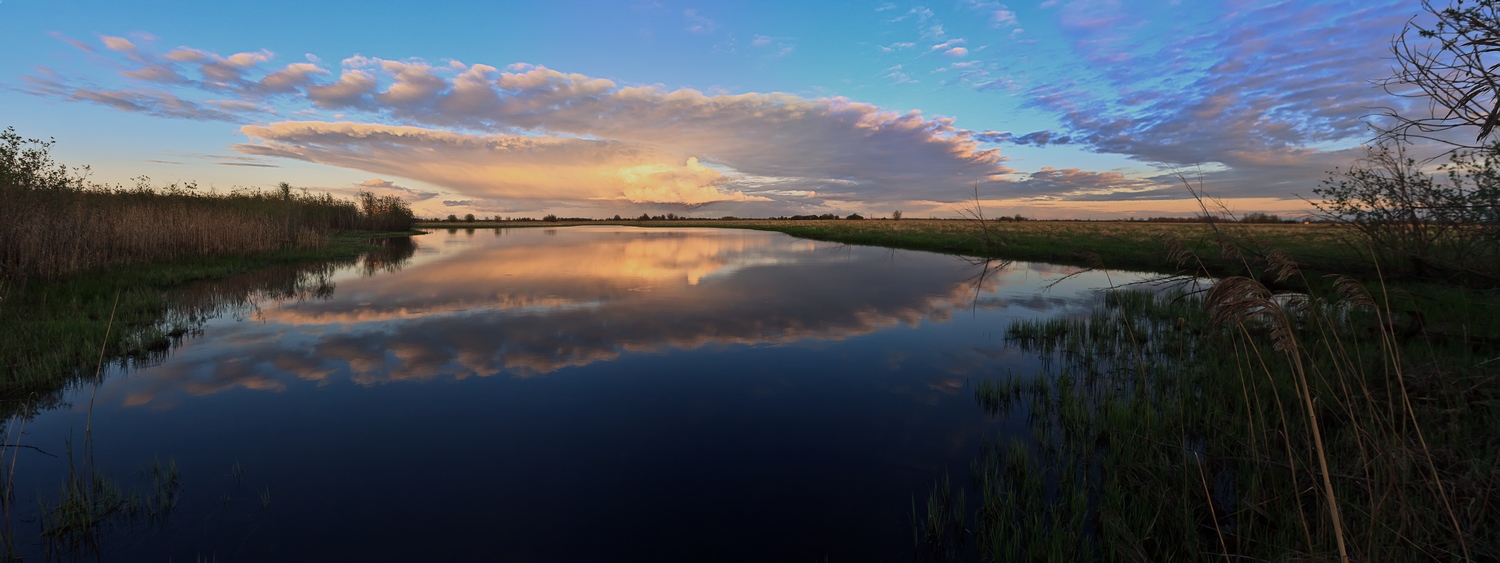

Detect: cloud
[990, 9, 1019, 27]
[996, 167, 1165, 199]
[943, 47, 969, 58]
[997, 0, 1415, 198]
[21, 72, 252, 121]
[928, 39, 966, 54]
[338, 178, 441, 202]
[963, 0, 1019, 27]
[975, 130, 1070, 146]
[684, 9, 718, 34]
[29, 35, 1010, 211]
[214, 161, 279, 167]
[216, 60, 1008, 205]
[101, 36, 137, 52]
[236, 122, 769, 206]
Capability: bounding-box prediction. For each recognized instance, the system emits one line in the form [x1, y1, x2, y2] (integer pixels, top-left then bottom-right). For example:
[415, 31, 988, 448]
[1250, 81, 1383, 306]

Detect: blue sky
[1, 0, 1417, 218]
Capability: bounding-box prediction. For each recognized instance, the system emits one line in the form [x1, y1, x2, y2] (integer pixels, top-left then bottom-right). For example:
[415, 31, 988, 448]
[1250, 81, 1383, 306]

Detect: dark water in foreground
[9, 226, 1156, 561]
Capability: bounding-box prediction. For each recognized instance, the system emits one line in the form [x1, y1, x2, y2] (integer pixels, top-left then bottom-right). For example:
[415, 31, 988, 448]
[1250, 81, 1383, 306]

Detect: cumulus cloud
[26, 36, 1010, 211]
[236, 122, 769, 205]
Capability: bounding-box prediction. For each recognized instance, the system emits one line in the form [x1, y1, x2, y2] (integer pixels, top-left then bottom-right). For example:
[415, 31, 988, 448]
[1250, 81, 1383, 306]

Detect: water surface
[10, 226, 1156, 561]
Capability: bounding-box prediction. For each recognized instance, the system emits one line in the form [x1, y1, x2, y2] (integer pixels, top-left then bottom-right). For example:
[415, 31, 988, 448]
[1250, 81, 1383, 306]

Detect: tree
[892, 210, 903, 221]
[464, 213, 476, 222]
[1380, 0, 1500, 151]
[1312, 143, 1500, 282]
[1241, 212, 1283, 223]
[1311, 0, 1500, 284]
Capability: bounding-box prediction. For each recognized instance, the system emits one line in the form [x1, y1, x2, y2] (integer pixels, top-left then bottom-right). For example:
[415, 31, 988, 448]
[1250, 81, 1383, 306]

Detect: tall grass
[0, 127, 415, 279]
[918, 258, 1497, 561]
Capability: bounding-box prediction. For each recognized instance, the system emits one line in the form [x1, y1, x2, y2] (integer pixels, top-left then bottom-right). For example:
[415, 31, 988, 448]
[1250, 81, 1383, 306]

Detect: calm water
[10, 226, 1156, 561]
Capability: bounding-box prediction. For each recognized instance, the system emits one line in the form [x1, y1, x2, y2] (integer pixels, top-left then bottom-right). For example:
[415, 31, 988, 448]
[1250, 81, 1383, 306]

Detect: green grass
[0, 231, 422, 411]
[921, 279, 1498, 561]
[417, 219, 1365, 281]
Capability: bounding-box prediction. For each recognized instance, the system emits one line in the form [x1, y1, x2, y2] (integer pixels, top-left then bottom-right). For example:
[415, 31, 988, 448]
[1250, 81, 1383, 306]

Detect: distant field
[414, 219, 1359, 279]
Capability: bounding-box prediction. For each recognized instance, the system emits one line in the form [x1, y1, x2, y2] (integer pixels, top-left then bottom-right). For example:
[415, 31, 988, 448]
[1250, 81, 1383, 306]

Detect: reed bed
[0, 127, 416, 280]
[917, 267, 1497, 561]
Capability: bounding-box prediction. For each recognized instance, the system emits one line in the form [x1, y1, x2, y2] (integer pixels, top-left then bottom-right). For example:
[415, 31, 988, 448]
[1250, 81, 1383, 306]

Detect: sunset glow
[1, 1, 1411, 218]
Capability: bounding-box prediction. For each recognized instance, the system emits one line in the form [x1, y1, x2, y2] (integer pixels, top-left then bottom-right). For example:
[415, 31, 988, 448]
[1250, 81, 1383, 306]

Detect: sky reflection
[10, 226, 1178, 561]
[97, 226, 1145, 408]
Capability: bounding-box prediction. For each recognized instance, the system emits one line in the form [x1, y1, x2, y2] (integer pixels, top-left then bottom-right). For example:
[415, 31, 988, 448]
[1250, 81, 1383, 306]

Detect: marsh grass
[35, 450, 184, 558]
[0, 231, 418, 403]
[0, 127, 416, 280]
[918, 267, 1497, 561]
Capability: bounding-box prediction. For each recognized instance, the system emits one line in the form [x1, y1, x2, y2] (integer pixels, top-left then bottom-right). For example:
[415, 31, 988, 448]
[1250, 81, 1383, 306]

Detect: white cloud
[684, 9, 718, 34]
[29, 34, 1011, 212]
[236, 122, 770, 206]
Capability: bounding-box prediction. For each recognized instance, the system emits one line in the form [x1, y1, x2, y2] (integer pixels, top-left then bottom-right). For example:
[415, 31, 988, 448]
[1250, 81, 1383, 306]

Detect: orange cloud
[237, 122, 770, 206]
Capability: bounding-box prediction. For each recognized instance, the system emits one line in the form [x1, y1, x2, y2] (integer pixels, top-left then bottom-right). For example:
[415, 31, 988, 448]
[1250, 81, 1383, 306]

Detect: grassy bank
[916, 284, 1499, 561]
[0, 231, 421, 409]
[416, 219, 1361, 281]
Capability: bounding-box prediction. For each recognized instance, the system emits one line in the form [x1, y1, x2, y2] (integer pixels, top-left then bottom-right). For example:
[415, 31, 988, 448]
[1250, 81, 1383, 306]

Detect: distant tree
[891, 210, 903, 221]
[637, 213, 651, 221]
[446, 214, 458, 222]
[1240, 212, 1283, 223]
[612, 214, 622, 221]
[846, 213, 864, 220]
[542, 214, 559, 222]
[464, 213, 476, 222]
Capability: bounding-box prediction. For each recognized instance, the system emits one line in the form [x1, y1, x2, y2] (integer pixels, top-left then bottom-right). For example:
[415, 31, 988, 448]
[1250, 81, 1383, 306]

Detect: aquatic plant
[921, 267, 1496, 561]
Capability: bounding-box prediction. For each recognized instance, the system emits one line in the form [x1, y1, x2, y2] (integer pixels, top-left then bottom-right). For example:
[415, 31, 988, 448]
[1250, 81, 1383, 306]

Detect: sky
[0, 0, 1422, 219]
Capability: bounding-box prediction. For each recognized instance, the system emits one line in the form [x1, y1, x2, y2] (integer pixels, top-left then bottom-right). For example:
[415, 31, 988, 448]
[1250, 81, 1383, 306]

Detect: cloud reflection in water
[102, 227, 1137, 407]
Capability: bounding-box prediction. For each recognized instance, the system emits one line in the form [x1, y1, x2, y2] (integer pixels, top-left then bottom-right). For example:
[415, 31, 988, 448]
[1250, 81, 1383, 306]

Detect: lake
[7, 226, 1157, 561]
